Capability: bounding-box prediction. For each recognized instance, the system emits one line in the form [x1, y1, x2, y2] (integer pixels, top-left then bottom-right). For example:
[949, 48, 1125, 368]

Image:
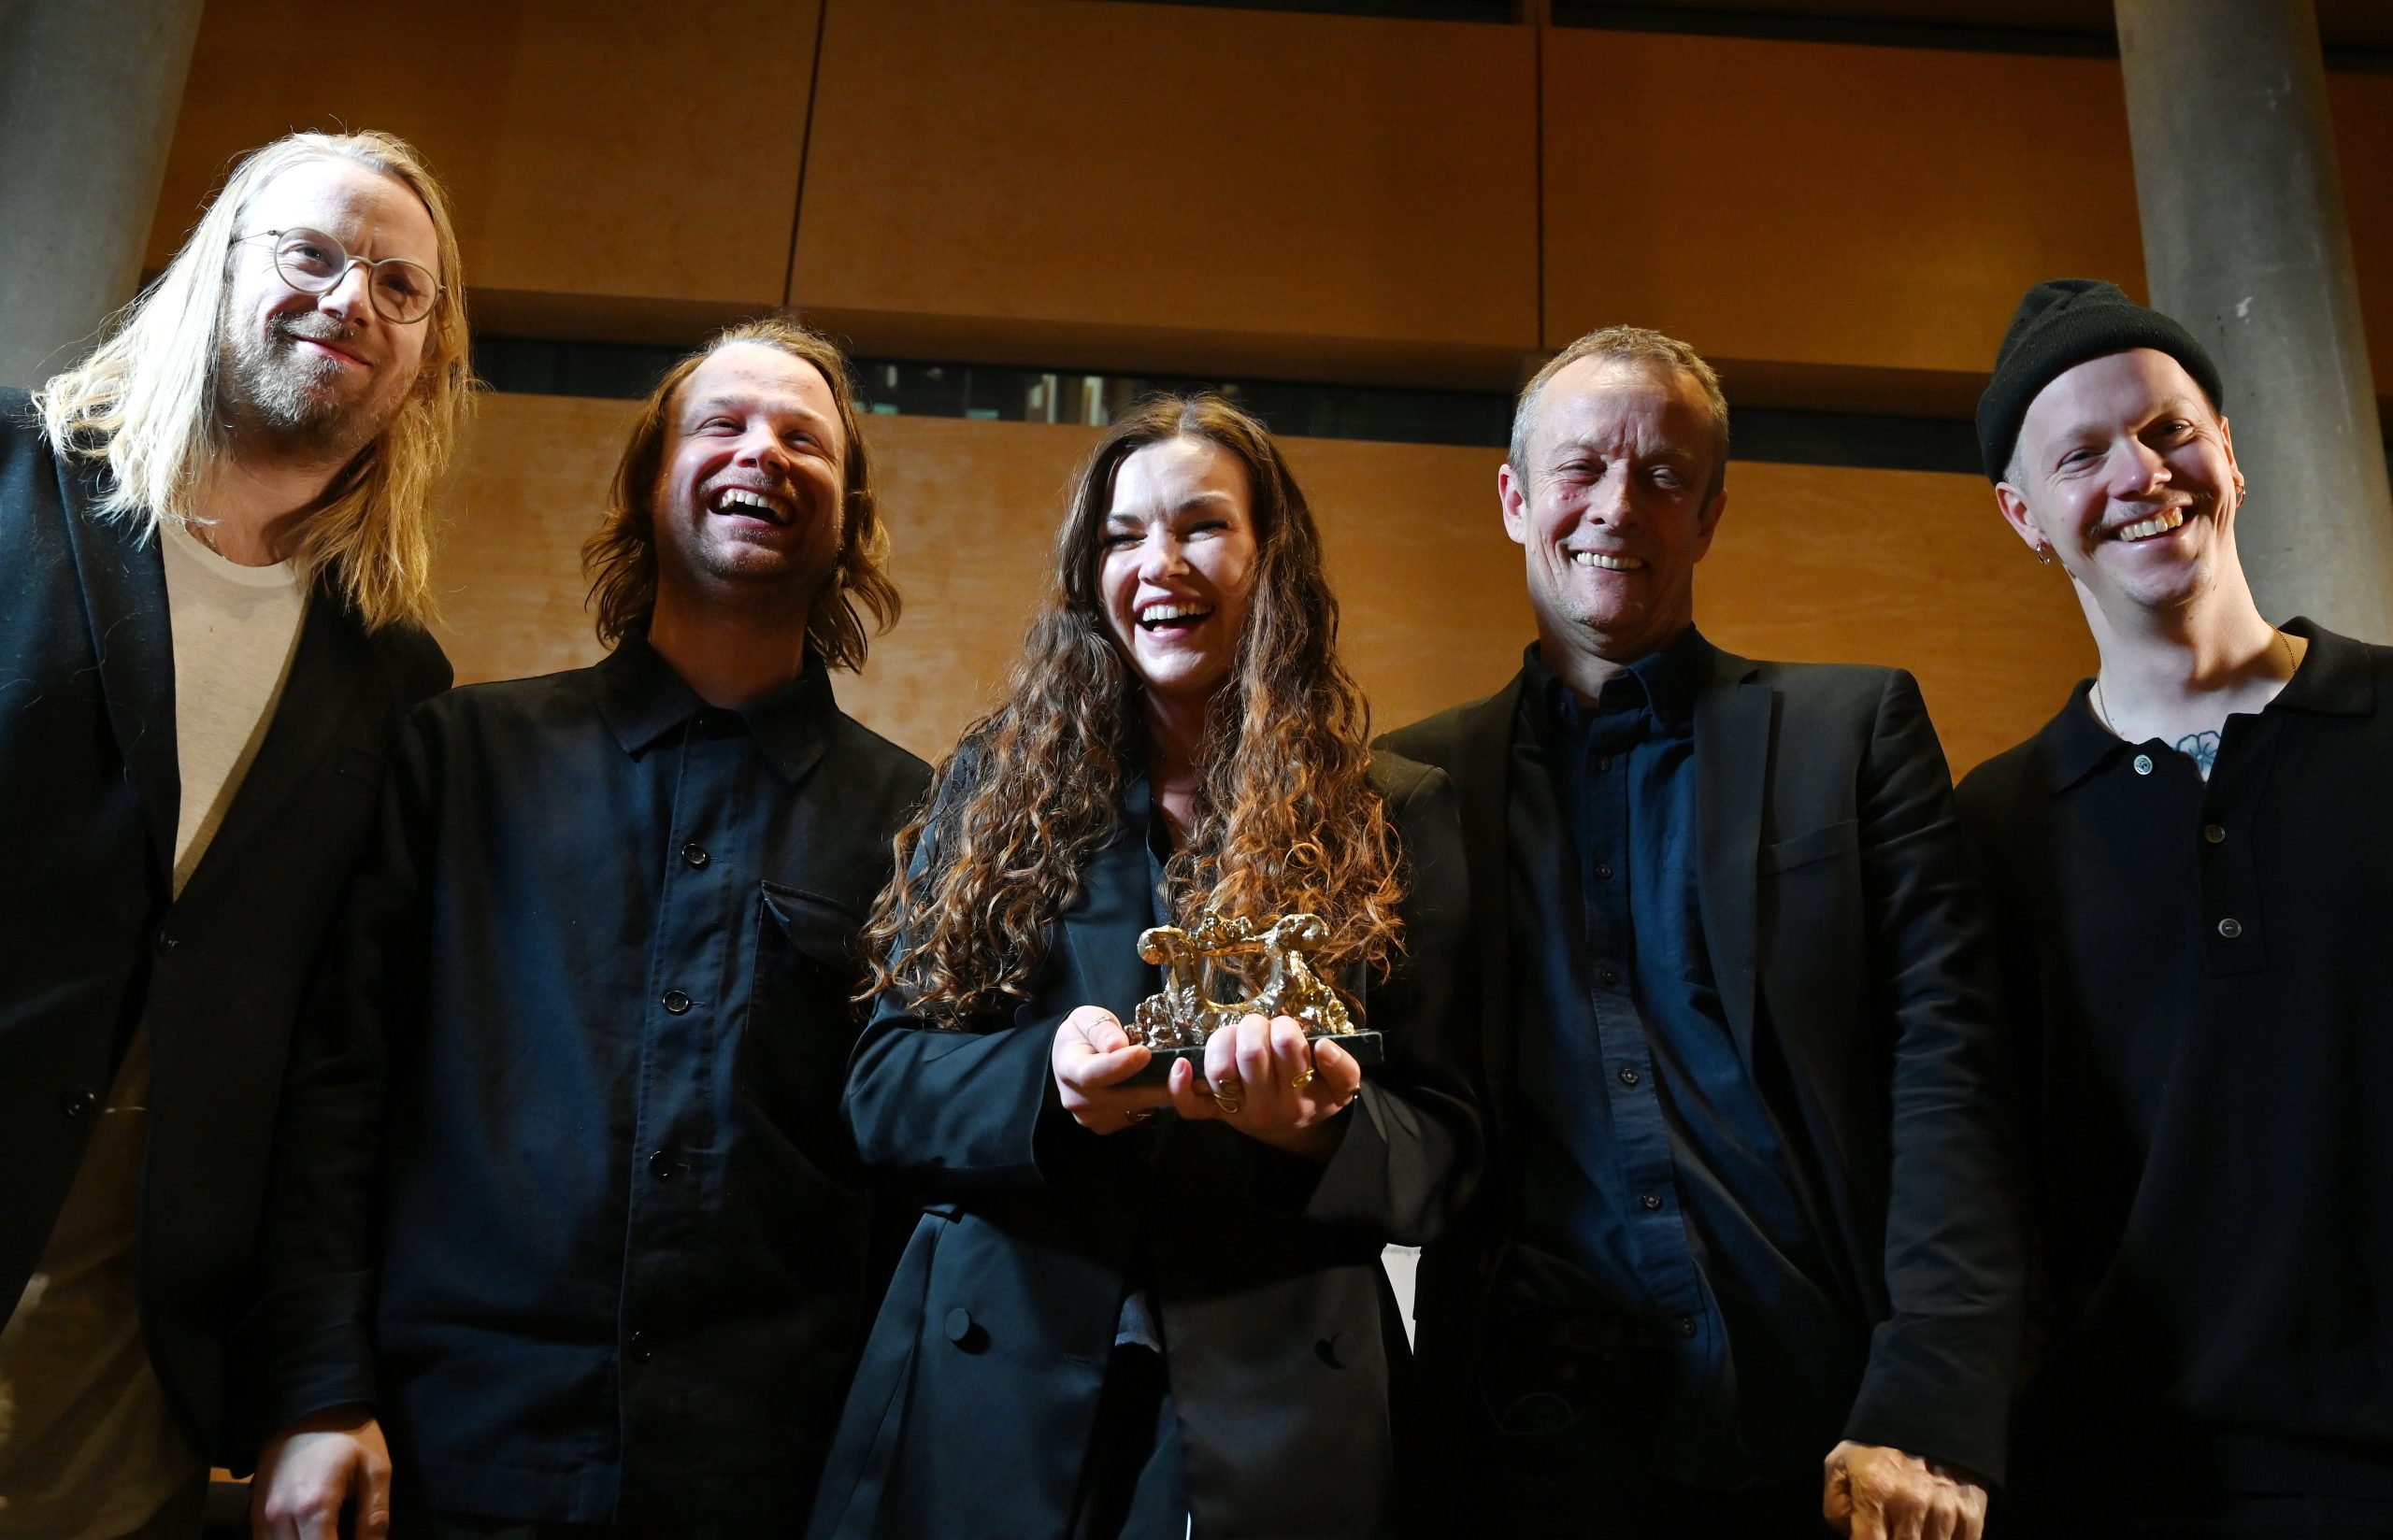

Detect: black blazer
[0, 391, 450, 1459]
[1382, 640, 2023, 1485]
[809, 751, 1480, 1540]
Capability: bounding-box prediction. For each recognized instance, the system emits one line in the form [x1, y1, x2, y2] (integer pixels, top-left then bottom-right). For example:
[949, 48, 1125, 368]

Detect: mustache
[274, 312, 359, 347]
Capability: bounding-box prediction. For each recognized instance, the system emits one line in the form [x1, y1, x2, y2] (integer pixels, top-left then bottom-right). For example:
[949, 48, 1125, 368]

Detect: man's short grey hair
[1509, 325, 1732, 500]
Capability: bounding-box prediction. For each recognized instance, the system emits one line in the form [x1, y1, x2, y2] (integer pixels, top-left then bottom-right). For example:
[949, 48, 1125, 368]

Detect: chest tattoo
[2174, 730, 2222, 777]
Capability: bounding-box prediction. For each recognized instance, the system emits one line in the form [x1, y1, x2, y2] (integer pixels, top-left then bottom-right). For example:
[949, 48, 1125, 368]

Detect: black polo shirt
[1956, 618, 2393, 1501]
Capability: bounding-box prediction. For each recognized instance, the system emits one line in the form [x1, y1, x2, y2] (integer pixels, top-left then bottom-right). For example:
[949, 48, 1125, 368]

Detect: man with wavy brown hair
[245, 318, 925, 1539]
[1, 129, 466, 1539]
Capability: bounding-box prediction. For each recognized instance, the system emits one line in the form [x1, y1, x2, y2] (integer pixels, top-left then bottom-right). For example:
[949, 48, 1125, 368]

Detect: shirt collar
[594, 629, 838, 783]
[2037, 679, 2126, 792]
[2038, 617, 2372, 792]
[2275, 617, 2373, 716]
[1523, 623, 1704, 731]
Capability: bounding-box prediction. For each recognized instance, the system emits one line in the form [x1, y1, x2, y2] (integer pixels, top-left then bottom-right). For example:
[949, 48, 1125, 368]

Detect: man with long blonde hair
[245, 319, 924, 1539]
[0, 129, 468, 1538]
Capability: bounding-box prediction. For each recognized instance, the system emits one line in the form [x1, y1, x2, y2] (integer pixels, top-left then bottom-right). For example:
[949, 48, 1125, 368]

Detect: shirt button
[2217, 917, 2243, 939]
[662, 989, 693, 1015]
[155, 931, 178, 956]
[629, 1330, 652, 1362]
[59, 1086, 97, 1119]
[1676, 1316, 1698, 1338]
[681, 842, 709, 868]
[649, 1149, 675, 1180]
[1594, 862, 1614, 881]
[2133, 753, 2155, 776]
[1641, 1191, 1663, 1211]
[1596, 754, 1614, 772]
[1598, 966, 1621, 988]
[1617, 1067, 1641, 1088]
[2203, 824, 2226, 844]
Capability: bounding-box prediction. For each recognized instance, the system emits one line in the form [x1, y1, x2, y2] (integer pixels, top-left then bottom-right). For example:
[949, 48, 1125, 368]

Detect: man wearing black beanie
[1956, 278, 2393, 1536]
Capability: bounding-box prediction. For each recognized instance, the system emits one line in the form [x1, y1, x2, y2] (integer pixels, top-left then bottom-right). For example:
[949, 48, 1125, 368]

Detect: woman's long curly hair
[864, 393, 1405, 1021]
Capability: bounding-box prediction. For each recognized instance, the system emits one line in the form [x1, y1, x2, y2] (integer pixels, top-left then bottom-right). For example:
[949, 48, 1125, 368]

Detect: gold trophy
[1122, 908, 1383, 1083]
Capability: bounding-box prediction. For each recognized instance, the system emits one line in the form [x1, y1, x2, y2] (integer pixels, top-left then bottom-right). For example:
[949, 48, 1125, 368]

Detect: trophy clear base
[1122, 1030, 1383, 1087]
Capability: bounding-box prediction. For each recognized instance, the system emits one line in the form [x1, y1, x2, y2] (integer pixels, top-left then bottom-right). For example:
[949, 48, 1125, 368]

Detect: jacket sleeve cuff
[1842, 1317, 2014, 1487]
[223, 1271, 379, 1465]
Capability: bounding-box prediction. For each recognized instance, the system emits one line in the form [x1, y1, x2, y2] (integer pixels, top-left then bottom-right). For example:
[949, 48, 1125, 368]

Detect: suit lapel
[56, 462, 179, 882]
[1060, 773, 1162, 1020]
[180, 580, 373, 901]
[1694, 642, 1770, 1065]
[1449, 676, 1525, 1113]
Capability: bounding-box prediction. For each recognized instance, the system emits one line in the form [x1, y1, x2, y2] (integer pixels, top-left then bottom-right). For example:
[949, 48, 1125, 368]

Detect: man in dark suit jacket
[1383, 326, 2021, 1540]
[0, 131, 468, 1536]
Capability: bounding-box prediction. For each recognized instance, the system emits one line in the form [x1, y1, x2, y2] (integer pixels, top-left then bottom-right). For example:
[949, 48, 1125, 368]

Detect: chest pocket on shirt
[743, 881, 868, 1145]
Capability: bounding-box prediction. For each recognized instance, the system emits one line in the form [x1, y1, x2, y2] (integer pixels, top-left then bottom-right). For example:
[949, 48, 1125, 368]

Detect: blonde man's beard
[217, 313, 392, 463]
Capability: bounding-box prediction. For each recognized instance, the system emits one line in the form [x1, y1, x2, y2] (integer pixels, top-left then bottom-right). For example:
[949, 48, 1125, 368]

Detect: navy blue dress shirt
[1507, 630, 1852, 1485]
[239, 635, 928, 1526]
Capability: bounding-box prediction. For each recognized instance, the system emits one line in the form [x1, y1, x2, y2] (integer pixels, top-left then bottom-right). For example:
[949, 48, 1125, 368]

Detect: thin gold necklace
[2090, 630, 2293, 737]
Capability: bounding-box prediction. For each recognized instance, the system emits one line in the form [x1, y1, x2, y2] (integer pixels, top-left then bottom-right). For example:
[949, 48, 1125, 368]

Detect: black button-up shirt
[1959, 620, 2393, 1501]
[241, 635, 928, 1525]
[1507, 631, 1849, 1485]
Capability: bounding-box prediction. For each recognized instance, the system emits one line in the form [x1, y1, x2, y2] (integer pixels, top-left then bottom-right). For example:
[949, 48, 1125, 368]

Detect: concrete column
[2115, 0, 2393, 640]
[0, 0, 204, 391]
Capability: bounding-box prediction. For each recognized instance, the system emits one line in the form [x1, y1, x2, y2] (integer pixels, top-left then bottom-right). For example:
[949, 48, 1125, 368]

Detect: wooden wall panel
[1541, 28, 2147, 413]
[791, 0, 1540, 387]
[148, 0, 819, 324]
[429, 396, 2085, 775]
[2329, 70, 2393, 404]
[150, 7, 2385, 406]
[1698, 463, 2096, 774]
[428, 394, 626, 686]
[847, 417, 1100, 754]
[1285, 438, 1528, 735]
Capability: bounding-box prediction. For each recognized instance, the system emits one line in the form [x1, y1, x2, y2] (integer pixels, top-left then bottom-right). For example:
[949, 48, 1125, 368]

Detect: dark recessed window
[851, 360, 1514, 449]
[1550, 3, 2115, 57]
[1089, 0, 1516, 21]
[472, 336, 1514, 449]
[470, 336, 690, 401]
[472, 335, 2056, 471]
[1727, 407, 1983, 476]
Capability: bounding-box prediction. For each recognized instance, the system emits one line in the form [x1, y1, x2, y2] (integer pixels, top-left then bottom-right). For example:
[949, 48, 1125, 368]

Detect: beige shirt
[0, 520, 307, 1538]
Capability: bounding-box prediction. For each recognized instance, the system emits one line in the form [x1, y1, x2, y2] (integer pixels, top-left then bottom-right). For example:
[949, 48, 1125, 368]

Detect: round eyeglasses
[236, 227, 443, 324]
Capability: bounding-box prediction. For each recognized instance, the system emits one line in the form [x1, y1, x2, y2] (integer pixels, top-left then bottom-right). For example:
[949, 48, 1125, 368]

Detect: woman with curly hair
[808, 395, 1481, 1539]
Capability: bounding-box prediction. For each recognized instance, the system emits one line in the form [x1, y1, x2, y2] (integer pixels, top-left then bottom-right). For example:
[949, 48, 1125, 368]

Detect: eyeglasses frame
[232, 226, 445, 325]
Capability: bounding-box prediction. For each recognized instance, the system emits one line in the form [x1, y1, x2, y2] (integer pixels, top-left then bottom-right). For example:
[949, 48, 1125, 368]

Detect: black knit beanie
[1974, 278, 2224, 482]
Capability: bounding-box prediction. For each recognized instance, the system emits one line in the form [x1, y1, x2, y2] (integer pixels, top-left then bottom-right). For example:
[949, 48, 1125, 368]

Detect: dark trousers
[1466, 1297, 1826, 1538]
[1999, 1492, 2393, 1540]
[1471, 1412, 1824, 1538]
[394, 1516, 795, 1540]
[1071, 1342, 1189, 1540]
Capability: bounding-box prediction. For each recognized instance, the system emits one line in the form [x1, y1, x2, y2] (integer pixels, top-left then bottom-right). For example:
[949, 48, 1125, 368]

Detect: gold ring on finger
[1289, 1067, 1317, 1090]
[1214, 1094, 1245, 1115]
